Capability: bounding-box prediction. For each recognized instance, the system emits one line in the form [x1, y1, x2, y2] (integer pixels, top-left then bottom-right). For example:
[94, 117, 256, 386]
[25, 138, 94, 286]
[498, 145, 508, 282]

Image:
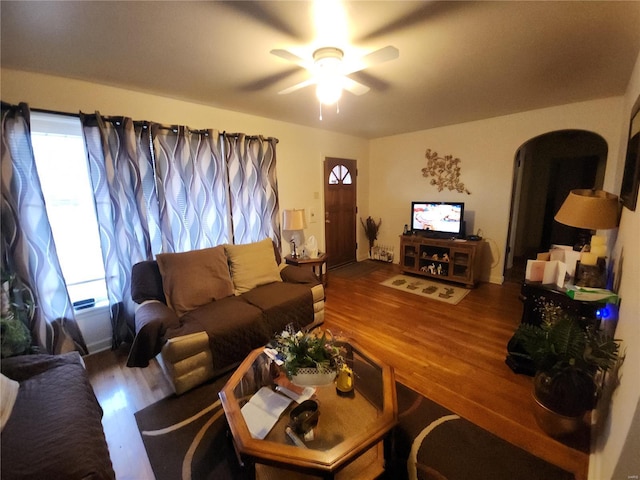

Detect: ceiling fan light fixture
[273, 44, 396, 115]
[313, 47, 344, 106]
[316, 77, 343, 105]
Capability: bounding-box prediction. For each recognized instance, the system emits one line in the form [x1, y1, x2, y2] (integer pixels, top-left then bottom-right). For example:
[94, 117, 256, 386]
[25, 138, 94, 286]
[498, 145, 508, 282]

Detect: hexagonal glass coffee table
[219, 340, 397, 479]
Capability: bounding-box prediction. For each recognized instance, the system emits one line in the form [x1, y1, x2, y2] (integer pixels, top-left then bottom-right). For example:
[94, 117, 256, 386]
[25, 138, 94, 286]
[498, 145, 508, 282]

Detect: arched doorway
[504, 130, 608, 282]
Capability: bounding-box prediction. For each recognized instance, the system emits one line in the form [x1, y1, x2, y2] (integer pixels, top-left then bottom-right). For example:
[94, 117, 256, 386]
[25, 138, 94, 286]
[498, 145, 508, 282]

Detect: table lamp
[554, 189, 619, 231]
[554, 189, 619, 287]
[283, 209, 307, 258]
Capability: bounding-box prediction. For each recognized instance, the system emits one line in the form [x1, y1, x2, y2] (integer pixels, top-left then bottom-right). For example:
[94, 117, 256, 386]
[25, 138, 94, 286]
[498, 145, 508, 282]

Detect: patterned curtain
[80, 113, 154, 348]
[151, 125, 229, 253]
[225, 134, 281, 248]
[1, 102, 88, 354]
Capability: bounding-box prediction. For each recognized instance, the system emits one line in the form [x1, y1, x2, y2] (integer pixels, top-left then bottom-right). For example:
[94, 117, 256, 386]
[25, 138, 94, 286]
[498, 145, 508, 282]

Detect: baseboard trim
[86, 338, 112, 354]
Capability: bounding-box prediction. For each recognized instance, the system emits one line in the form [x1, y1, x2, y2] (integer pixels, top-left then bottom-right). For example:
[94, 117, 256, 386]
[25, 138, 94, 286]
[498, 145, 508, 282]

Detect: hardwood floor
[85, 346, 172, 480]
[85, 261, 589, 480]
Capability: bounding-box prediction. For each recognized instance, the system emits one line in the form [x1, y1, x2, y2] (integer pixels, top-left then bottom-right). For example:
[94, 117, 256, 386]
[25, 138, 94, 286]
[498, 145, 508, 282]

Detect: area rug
[135, 377, 573, 480]
[380, 274, 471, 305]
[330, 260, 384, 279]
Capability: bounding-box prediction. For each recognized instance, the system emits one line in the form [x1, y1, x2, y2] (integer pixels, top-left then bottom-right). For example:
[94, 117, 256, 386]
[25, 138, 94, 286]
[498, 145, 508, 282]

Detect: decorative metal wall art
[421, 149, 471, 194]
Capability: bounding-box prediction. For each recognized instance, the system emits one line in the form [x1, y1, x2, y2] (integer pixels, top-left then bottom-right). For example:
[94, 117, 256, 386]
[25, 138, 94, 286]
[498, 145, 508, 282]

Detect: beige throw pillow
[224, 238, 282, 295]
[1, 373, 19, 432]
[156, 245, 234, 317]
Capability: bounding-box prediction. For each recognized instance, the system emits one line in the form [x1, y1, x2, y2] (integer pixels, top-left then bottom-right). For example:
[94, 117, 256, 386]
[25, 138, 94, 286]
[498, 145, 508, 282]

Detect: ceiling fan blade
[278, 77, 318, 95]
[361, 45, 399, 68]
[241, 66, 301, 92]
[342, 77, 370, 96]
[343, 45, 399, 75]
[270, 49, 311, 69]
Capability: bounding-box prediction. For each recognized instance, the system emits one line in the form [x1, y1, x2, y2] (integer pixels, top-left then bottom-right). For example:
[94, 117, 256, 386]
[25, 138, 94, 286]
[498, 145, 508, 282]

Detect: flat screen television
[411, 201, 465, 238]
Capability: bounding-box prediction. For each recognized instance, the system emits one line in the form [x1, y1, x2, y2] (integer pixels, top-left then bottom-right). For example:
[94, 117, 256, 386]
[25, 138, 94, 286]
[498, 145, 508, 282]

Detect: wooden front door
[324, 157, 357, 268]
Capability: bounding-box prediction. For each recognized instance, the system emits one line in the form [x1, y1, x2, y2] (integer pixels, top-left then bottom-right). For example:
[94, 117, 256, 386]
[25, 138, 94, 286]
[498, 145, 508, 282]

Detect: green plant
[0, 270, 34, 358]
[273, 325, 344, 378]
[360, 216, 382, 255]
[512, 310, 622, 416]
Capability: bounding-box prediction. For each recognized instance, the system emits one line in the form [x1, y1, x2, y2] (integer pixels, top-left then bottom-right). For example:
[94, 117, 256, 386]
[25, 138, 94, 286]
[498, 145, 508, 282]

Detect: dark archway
[505, 130, 608, 283]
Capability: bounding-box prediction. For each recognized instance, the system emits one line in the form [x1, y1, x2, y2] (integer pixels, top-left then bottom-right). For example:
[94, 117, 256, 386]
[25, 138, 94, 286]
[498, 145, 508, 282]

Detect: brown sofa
[127, 239, 325, 394]
[1, 352, 115, 480]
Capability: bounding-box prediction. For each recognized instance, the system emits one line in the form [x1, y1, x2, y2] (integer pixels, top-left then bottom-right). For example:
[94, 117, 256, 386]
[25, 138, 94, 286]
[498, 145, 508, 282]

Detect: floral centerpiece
[273, 325, 344, 386]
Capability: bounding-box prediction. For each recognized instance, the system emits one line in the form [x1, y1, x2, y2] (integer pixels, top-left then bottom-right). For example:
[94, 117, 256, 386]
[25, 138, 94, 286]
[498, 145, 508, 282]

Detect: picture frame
[620, 98, 640, 211]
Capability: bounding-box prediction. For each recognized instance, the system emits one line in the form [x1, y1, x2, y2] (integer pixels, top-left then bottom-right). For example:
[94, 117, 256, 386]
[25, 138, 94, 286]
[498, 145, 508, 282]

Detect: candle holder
[574, 258, 607, 288]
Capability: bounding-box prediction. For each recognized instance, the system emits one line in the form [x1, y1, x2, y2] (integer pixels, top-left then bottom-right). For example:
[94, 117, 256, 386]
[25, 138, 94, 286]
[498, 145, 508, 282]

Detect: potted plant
[1, 270, 35, 358]
[273, 325, 345, 386]
[360, 216, 382, 257]
[512, 306, 622, 437]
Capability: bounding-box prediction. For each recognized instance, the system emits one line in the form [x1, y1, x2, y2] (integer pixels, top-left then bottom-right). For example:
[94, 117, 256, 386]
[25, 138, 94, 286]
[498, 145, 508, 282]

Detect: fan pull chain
[318, 102, 340, 120]
[318, 101, 340, 120]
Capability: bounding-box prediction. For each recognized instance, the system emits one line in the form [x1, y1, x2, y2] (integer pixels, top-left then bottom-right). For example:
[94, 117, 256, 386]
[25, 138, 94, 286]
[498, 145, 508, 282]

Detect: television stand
[414, 231, 455, 240]
[399, 235, 483, 288]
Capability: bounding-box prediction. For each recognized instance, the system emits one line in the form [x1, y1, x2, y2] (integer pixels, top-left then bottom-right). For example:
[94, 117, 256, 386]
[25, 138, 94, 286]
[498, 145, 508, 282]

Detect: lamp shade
[283, 209, 307, 230]
[554, 189, 619, 230]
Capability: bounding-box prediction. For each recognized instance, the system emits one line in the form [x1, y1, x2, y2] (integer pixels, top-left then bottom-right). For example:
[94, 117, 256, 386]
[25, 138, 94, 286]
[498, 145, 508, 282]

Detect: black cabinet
[519, 281, 603, 326]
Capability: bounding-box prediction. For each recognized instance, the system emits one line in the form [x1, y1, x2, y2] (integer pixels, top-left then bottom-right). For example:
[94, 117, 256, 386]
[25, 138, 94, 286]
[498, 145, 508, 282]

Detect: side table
[518, 281, 605, 327]
[284, 253, 328, 289]
[506, 281, 608, 375]
[218, 342, 397, 479]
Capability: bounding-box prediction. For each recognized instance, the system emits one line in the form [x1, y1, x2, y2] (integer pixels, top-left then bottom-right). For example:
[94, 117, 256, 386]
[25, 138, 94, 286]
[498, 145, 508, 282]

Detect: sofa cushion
[240, 282, 314, 337]
[224, 238, 282, 295]
[177, 296, 269, 369]
[157, 245, 234, 317]
[279, 264, 321, 285]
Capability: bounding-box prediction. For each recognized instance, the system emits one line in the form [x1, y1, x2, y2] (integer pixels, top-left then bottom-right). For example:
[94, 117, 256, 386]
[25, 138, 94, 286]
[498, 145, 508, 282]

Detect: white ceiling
[2, 1, 640, 139]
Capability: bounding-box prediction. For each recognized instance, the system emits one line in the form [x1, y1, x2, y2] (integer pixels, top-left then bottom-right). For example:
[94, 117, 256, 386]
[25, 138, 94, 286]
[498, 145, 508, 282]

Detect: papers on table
[242, 351, 319, 439]
[526, 245, 584, 287]
[525, 259, 566, 288]
[550, 248, 581, 278]
[241, 387, 292, 439]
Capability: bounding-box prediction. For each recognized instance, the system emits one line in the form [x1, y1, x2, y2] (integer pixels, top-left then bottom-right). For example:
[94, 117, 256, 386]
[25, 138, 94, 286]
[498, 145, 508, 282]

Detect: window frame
[30, 111, 108, 310]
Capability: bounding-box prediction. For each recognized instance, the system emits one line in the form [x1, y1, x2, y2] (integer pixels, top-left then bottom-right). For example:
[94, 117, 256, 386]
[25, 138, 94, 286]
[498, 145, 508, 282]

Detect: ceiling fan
[270, 45, 399, 116]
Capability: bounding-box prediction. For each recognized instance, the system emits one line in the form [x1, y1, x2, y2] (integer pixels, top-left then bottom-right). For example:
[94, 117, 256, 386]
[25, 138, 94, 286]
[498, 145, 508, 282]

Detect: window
[30, 112, 108, 307]
[328, 164, 352, 185]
